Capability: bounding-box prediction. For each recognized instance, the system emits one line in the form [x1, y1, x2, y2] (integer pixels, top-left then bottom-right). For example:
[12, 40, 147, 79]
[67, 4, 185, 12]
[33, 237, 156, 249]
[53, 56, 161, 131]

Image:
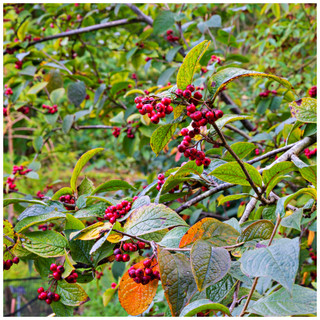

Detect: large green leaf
[299, 165, 317, 188]
[289, 97, 317, 123]
[179, 299, 230, 317]
[24, 231, 68, 257]
[17, 202, 65, 221]
[3, 198, 47, 207]
[281, 208, 303, 231]
[27, 81, 48, 95]
[153, 10, 175, 34]
[150, 123, 178, 156]
[77, 176, 94, 196]
[158, 226, 189, 248]
[91, 180, 135, 195]
[56, 280, 90, 306]
[262, 161, 298, 186]
[69, 239, 94, 265]
[240, 238, 299, 293]
[65, 213, 85, 230]
[248, 285, 317, 316]
[209, 161, 262, 187]
[14, 212, 66, 233]
[124, 204, 188, 236]
[208, 67, 294, 102]
[206, 274, 237, 303]
[67, 81, 86, 107]
[70, 148, 104, 192]
[177, 40, 211, 90]
[51, 301, 74, 317]
[73, 202, 106, 219]
[190, 240, 231, 291]
[238, 220, 274, 243]
[158, 248, 197, 316]
[222, 142, 256, 161]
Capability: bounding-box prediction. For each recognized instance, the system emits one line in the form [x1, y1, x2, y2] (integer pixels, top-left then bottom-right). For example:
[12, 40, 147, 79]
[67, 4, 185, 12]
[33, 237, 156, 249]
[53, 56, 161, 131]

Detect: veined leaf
[91, 180, 135, 195]
[218, 194, 251, 206]
[289, 97, 317, 123]
[179, 299, 230, 317]
[238, 220, 274, 243]
[70, 148, 104, 192]
[208, 67, 294, 102]
[3, 198, 47, 207]
[177, 40, 211, 90]
[51, 187, 73, 200]
[150, 123, 178, 156]
[222, 142, 256, 161]
[262, 161, 298, 186]
[56, 280, 90, 306]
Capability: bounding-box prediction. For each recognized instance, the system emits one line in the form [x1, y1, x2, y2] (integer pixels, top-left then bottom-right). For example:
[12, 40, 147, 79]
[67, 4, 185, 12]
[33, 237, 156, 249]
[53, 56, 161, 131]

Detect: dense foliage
[3, 3, 317, 317]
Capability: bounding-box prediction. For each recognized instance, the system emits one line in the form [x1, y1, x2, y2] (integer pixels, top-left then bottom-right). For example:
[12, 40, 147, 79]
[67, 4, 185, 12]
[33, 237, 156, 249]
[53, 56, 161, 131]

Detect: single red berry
[193, 111, 202, 121]
[136, 268, 144, 278]
[180, 128, 189, 136]
[57, 265, 65, 274]
[122, 244, 129, 252]
[166, 29, 173, 35]
[128, 269, 136, 278]
[111, 282, 117, 289]
[122, 254, 130, 262]
[143, 259, 152, 268]
[12, 257, 19, 264]
[133, 277, 141, 284]
[178, 144, 186, 153]
[115, 254, 123, 262]
[39, 292, 47, 300]
[45, 298, 52, 305]
[142, 276, 151, 285]
[193, 91, 202, 100]
[53, 272, 61, 280]
[138, 242, 145, 249]
[145, 268, 153, 276]
[186, 104, 196, 113]
[158, 174, 165, 180]
[183, 90, 192, 99]
[53, 293, 60, 302]
[215, 110, 223, 118]
[161, 97, 171, 106]
[186, 84, 195, 92]
[37, 287, 44, 294]
[110, 216, 116, 224]
[195, 159, 203, 166]
[175, 88, 183, 95]
[47, 292, 54, 300]
[203, 158, 211, 167]
[153, 270, 161, 279]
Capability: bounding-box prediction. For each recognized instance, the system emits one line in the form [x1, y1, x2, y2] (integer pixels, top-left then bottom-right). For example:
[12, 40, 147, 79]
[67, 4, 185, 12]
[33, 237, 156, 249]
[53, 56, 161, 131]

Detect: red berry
[133, 277, 141, 284]
[53, 293, 60, 302]
[187, 104, 196, 113]
[181, 128, 189, 136]
[138, 242, 145, 249]
[37, 287, 44, 294]
[193, 91, 202, 100]
[136, 268, 144, 278]
[193, 111, 202, 121]
[166, 29, 173, 35]
[122, 254, 130, 262]
[111, 282, 117, 289]
[39, 292, 47, 300]
[186, 84, 195, 92]
[203, 158, 211, 167]
[115, 254, 123, 262]
[161, 97, 171, 106]
[110, 216, 116, 224]
[122, 243, 129, 252]
[143, 259, 152, 268]
[158, 174, 165, 180]
[175, 88, 183, 95]
[57, 265, 65, 274]
[128, 269, 136, 278]
[183, 90, 192, 99]
[195, 159, 203, 166]
[47, 292, 54, 300]
[45, 298, 52, 305]
[53, 272, 61, 280]
[145, 268, 153, 276]
[178, 144, 186, 153]
[13, 257, 19, 264]
[215, 110, 223, 118]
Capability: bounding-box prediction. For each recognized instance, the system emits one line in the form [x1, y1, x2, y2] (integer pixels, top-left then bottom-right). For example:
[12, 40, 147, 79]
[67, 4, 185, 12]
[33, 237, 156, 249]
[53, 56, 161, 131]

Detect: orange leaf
[179, 217, 239, 248]
[118, 258, 159, 316]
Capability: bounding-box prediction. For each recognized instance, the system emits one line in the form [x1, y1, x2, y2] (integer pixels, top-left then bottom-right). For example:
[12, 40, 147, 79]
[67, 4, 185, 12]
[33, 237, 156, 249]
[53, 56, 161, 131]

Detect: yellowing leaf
[118, 258, 159, 315]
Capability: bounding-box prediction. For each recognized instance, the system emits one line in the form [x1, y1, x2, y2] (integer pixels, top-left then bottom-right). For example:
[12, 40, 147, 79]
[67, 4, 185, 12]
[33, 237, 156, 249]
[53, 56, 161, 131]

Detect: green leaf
[190, 240, 231, 291]
[124, 204, 188, 236]
[166, 46, 182, 62]
[56, 280, 90, 306]
[50, 88, 65, 105]
[208, 114, 252, 137]
[65, 213, 85, 230]
[14, 212, 66, 233]
[18, 202, 65, 221]
[3, 198, 47, 207]
[51, 187, 73, 200]
[110, 81, 134, 97]
[240, 238, 299, 293]
[206, 274, 237, 303]
[24, 231, 68, 257]
[70, 148, 104, 192]
[153, 10, 175, 34]
[179, 299, 230, 317]
[208, 67, 294, 102]
[17, 19, 29, 40]
[67, 81, 86, 107]
[289, 97, 317, 123]
[150, 123, 178, 156]
[62, 114, 75, 134]
[27, 81, 48, 95]
[209, 161, 262, 187]
[102, 288, 116, 307]
[281, 208, 303, 231]
[51, 301, 74, 317]
[91, 238, 114, 267]
[91, 180, 135, 195]
[265, 175, 290, 198]
[177, 40, 210, 90]
[33, 136, 43, 153]
[157, 226, 189, 247]
[238, 220, 274, 243]
[248, 285, 317, 316]
[218, 194, 251, 206]
[262, 161, 298, 186]
[73, 202, 106, 219]
[157, 67, 177, 86]
[158, 248, 197, 316]
[69, 222, 106, 240]
[222, 142, 256, 161]
[300, 165, 317, 188]
[34, 256, 56, 280]
[69, 239, 94, 265]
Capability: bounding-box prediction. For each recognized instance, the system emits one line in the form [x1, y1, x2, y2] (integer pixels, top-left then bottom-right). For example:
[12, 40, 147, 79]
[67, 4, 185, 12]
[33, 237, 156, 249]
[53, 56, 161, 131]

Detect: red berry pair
[3, 257, 19, 270]
[114, 248, 130, 262]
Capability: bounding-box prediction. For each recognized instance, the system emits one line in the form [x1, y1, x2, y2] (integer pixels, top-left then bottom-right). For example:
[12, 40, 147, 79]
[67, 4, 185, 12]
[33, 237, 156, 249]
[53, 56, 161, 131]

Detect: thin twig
[42, 51, 73, 75]
[229, 281, 241, 313]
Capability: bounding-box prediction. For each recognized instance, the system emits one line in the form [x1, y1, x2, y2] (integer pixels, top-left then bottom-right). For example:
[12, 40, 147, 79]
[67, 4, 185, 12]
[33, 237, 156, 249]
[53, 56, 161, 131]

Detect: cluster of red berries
[37, 190, 45, 199]
[17, 105, 30, 114]
[3, 257, 19, 270]
[175, 84, 203, 105]
[304, 148, 317, 159]
[210, 55, 222, 64]
[308, 248, 317, 263]
[112, 127, 121, 138]
[4, 85, 13, 96]
[259, 90, 277, 97]
[104, 198, 137, 224]
[37, 287, 60, 305]
[114, 248, 130, 262]
[135, 41, 144, 48]
[6, 165, 32, 192]
[114, 240, 147, 262]
[135, 96, 173, 124]
[308, 86, 317, 98]
[59, 195, 75, 210]
[15, 60, 23, 69]
[166, 29, 179, 42]
[42, 104, 58, 114]
[50, 263, 65, 280]
[128, 259, 160, 285]
[38, 223, 54, 231]
[156, 173, 165, 191]
[65, 270, 78, 283]
[95, 270, 103, 279]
